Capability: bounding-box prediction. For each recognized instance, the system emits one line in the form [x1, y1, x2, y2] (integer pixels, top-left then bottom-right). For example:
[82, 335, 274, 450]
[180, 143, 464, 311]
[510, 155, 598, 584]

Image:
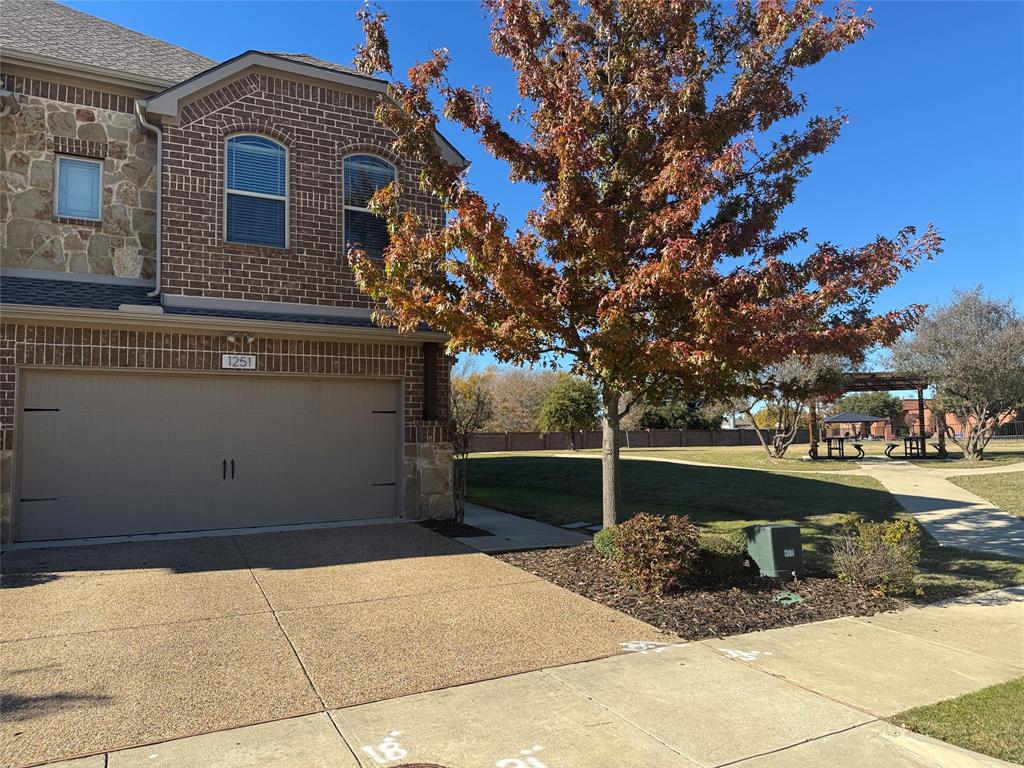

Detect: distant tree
[636, 399, 725, 430]
[481, 366, 560, 431]
[538, 375, 600, 449]
[350, 0, 941, 526]
[892, 288, 1024, 460]
[451, 370, 494, 521]
[738, 355, 846, 457]
[829, 391, 903, 421]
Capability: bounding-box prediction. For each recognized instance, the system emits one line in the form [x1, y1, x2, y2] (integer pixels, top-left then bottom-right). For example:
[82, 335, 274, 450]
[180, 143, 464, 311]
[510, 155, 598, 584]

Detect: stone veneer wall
[0, 321, 454, 541]
[0, 76, 157, 278]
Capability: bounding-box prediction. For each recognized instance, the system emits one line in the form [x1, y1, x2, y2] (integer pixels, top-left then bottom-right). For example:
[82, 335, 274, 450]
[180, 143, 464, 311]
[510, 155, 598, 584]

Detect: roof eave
[0, 48, 179, 94]
[0, 303, 450, 343]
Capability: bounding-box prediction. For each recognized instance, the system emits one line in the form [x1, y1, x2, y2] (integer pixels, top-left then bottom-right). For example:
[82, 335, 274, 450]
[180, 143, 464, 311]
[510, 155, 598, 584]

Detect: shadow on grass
[467, 455, 1024, 580]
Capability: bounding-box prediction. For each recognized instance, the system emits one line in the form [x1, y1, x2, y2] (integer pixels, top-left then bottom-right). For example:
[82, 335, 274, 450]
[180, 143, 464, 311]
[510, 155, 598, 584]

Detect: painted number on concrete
[360, 731, 408, 764]
[496, 745, 548, 767]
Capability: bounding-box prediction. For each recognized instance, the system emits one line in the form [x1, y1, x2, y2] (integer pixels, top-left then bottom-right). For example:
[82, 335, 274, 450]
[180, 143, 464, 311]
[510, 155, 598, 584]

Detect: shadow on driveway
[0, 523, 672, 768]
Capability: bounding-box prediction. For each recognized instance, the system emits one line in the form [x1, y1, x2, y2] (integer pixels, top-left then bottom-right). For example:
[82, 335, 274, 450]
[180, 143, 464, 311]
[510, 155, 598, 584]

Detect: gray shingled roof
[0, 0, 215, 83]
[1, 277, 380, 329]
[259, 52, 361, 76]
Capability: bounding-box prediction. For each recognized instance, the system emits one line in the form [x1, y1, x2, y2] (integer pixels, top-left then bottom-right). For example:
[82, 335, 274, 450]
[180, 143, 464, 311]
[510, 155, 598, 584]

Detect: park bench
[930, 442, 949, 459]
[851, 442, 866, 459]
[884, 441, 899, 458]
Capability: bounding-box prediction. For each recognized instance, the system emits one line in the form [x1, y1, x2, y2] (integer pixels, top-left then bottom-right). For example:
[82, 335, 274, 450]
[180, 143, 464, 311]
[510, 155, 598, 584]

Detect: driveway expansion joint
[230, 535, 330, 712]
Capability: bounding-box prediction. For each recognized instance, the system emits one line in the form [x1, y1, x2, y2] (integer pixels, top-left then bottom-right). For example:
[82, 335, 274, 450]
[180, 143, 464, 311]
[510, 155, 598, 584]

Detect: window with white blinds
[56, 156, 103, 220]
[343, 154, 395, 259]
[225, 135, 287, 247]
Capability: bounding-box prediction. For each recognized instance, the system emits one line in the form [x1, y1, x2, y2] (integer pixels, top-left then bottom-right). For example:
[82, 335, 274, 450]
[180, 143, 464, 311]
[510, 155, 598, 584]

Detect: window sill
[222, 241, 293, 256]
[55, 216, 103, 227]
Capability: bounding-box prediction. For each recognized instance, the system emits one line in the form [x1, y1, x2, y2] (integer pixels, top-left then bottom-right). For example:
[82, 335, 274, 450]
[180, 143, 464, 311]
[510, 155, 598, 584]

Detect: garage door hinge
[23, 407, 60, 412]
[20, 497, 58, 503]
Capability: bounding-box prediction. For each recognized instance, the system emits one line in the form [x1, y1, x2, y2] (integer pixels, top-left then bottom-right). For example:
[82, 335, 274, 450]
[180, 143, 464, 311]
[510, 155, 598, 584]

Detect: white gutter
[134, 101, 163, 298]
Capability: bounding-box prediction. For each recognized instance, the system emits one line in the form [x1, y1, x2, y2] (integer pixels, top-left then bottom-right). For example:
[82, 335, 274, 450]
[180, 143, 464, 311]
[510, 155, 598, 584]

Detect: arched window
[225, 135, 287, 247]
[343, 154, 395, 259]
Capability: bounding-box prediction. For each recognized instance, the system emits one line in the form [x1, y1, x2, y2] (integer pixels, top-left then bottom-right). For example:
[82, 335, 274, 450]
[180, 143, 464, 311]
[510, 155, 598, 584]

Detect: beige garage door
[16, 370, 401, 542]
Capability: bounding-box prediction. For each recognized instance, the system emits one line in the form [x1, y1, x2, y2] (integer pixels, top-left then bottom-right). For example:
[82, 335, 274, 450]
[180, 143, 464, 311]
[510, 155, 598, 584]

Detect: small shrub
[832, 518, 922, 596]
[593, 526, 618, 559]
[696, 531, 750, 586]
[612, 513, 700, 594]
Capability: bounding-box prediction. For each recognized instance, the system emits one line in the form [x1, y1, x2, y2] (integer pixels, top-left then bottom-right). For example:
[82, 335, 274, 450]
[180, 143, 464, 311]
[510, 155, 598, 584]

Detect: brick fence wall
[468, 428, 810, 453]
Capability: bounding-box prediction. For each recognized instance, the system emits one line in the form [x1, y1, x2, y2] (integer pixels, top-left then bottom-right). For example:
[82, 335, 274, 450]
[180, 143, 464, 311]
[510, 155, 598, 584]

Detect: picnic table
[885, 436, 929, 458]
[824, 436, 865, 459]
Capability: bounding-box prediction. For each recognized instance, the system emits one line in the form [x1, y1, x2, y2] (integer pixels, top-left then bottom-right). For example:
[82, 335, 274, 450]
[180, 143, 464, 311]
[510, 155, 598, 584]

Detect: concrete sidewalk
[860, 460, 1024, 558]
[456, 503, 590, 552]
[50, 586, 1023, 768]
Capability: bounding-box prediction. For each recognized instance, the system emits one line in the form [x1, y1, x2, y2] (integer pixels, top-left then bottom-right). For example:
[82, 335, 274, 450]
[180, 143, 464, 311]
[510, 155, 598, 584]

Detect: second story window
[225, 135, 287, 248]
[56, 156, 102, 220]
[343, 154, 395, 259]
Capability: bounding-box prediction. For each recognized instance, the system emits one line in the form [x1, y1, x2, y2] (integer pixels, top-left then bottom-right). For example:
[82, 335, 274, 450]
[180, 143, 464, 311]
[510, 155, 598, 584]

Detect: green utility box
[746, 524, 805, 578]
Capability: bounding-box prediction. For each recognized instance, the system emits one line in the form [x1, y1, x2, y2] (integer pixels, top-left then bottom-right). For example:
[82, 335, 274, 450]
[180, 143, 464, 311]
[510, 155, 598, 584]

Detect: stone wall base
[404, 442, 454, 521]
[0, 450, 10, 544]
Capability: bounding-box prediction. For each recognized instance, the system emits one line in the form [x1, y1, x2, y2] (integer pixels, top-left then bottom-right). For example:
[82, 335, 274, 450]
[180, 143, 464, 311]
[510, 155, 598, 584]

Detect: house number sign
[221, 354, 257, 370]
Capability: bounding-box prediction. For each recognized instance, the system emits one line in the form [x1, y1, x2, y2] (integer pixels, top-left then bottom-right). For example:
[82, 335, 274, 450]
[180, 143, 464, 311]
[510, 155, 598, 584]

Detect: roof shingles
[0, 0, 214, 83]
[0, 277, 380, 329]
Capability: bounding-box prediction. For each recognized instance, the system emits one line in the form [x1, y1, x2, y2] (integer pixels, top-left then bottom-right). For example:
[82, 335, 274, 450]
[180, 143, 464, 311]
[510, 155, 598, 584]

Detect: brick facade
[0, 74, 137, 114]
[0, 322, 451, 452]
[1, 59, 458, 538]
[160, 73, 442, 309]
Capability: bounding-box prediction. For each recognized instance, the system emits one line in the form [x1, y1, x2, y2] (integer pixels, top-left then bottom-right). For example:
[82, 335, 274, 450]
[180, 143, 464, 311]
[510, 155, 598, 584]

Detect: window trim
[341, 152, 396, 258]
[54, 155, 104, 222]
[223, 133, 289, 248]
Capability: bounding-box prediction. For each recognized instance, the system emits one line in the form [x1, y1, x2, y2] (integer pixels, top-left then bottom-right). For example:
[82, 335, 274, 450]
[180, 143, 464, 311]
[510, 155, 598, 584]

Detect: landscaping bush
[612, 513, 700, 594]
[832, 518, 922, 596]
[695, 530, 750, 586]
[593, 526, 618, 559]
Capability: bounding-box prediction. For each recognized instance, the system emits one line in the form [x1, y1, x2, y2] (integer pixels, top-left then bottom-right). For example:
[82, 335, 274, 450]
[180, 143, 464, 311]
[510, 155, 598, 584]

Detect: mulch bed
[496, 544, 903, 640]
[417, 518, 494, 538]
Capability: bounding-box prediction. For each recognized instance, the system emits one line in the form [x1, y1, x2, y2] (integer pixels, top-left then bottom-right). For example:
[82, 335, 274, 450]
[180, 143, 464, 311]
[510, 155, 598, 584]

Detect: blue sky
[73, 0, 1023, 364]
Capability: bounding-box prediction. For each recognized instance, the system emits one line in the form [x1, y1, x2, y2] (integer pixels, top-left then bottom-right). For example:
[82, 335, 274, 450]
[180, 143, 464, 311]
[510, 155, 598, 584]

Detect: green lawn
[466, 452, 1024, 600]
[946, 471, 1024, 519]
[911, 442, 1024, 468]
[620, 446, 854, 472]
[890, 678, 1024, 764]
[611, 441, 1024, 472]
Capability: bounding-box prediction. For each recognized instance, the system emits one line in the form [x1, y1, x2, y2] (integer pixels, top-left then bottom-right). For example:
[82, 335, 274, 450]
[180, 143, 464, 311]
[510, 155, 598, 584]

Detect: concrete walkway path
[52, 586, 1024, 768]
[860, 460, 1024, 558]
[456, 503, 591, 552]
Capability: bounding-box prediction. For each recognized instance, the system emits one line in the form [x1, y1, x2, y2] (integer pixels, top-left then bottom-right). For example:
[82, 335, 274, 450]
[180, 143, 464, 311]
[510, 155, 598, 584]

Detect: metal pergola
[807, 371, 942, 459]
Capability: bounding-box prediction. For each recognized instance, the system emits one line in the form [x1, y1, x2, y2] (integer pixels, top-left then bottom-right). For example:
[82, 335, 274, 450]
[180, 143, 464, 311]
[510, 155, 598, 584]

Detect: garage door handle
[222, 459, 227, 479]
[231, 459, 236, 479]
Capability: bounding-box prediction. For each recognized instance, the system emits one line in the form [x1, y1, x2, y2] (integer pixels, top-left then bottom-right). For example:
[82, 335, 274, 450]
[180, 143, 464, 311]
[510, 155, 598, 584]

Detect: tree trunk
[740, 403, 773, 457]
[601, 387, 622, 529]
[807, 400, 819, 459]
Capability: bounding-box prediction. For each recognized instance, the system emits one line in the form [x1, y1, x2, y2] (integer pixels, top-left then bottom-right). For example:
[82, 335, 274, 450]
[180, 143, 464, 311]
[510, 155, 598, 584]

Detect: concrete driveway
[0, 523, 671, 768]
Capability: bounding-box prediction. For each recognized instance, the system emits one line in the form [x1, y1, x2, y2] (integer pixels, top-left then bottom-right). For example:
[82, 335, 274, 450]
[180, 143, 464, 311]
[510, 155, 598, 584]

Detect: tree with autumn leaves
[348, 0, 942, 527]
